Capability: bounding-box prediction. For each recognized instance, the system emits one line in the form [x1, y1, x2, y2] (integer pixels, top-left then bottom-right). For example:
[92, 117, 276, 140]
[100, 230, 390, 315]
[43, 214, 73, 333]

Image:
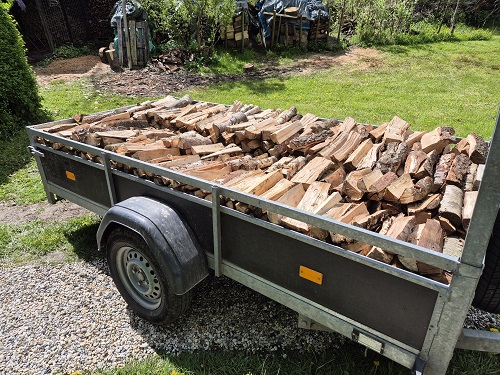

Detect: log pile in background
[39, 95, 490, 285]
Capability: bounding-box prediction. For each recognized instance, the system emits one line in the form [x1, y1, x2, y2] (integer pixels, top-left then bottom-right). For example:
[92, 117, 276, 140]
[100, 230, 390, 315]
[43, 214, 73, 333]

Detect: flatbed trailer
[26, 104, 500, 374]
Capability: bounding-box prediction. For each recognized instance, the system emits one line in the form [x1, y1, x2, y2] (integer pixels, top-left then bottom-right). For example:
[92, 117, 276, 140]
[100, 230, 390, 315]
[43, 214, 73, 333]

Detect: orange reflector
[65, 171, 76, 181]
[299, 266, 323, 285]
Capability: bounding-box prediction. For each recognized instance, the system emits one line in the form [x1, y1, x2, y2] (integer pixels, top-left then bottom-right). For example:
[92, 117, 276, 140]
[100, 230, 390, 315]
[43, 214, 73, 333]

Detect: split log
[462, 191, 478, 231]
[344, 139, 374, 171]
[270, 120, 304, 144]
[268, 184, 306, 224]
[191, 143, 225, 155]
[366, 171, 398, 200]
[383, 116, 410, 143]
[177, 135, 212, 149]
[358, 169, 383, 192]
[442, 236, 464, 258]
[376, 142, 408, 174]
[473, 164, 485, 190]
[357, 142, 384, 170]
[133, 147, 181, 161]
[243, 170, 284, 196]
[416, 219, 444, 275]
[281, 181, 331, 232]
[464, 163, 478, 192]
[283, 156, 307, 179]
[288, 129, 334, 151]
[407, 194, 442, 216]
[446, 153, 471, 188]
[352, 209, 390, 230]
[201, 145, 243, 160]
[266, 156, 294, 174]
[276, 106, 297, 124]
[420, 126, 456, 153]
[343, 169, 372, 201]
[414, 150, 440, 180]
[404, 144, 428, 177]
[318, 117, 357, 159]
[260, 179, 296, 201]
[439, 184, 464, 228]
[212, 112, 248, 137]
[369, 122, 388, 142]
[400, 176, 433, 204]
[291, 157, 334, 185]
[433, 153, 455, 192]
[405, 131, 427, 148]
[384, 173, 413, 203]
[365, 216, 397, 263]
[466, 133, 488, 164]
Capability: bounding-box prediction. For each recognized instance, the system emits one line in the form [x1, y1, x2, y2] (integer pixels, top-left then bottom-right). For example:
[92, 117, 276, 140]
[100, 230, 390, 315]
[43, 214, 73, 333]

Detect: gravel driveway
[0, 259, 342, 374]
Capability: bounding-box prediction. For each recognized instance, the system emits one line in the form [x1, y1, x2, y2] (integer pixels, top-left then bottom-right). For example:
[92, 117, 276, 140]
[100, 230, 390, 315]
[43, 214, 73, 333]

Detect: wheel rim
[115, 246, 163, 310]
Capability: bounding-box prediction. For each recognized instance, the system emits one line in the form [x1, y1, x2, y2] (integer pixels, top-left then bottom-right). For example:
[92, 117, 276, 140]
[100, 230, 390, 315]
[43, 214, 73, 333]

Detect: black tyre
[472, 210, 500, 313]
[107, 228, 192, 324]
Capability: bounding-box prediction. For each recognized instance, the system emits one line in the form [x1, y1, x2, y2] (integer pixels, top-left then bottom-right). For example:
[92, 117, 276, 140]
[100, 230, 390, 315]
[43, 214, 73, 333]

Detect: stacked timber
[38, 95, 490, 285]
[220, 12, 249, 49]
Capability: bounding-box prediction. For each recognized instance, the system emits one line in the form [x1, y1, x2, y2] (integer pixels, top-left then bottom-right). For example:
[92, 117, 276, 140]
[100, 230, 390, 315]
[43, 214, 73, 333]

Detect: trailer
[26, 102, 500, 375]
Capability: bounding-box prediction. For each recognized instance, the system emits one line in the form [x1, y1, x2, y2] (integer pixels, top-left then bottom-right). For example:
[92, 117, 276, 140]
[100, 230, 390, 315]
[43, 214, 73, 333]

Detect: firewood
[291, 157, 334, 185]
[358, 169, 383, 192]
[225, 169, 265, 191]
[281, 181, 331, 232]
[439, 184, 464, 227]
[464, 163, 478, 192]
[151, 94, 193, 108]
[367, 172, 399, 201]
[442, 236, 464, 258]
[383, 116, 410, 143]
[260, 179, 296, 201]
[352, 210, 390, 230]
[318, 118, 357, 158]
[322, 166, 346, 190]
[214, 169, 247, 185]
[212, 112, 248, 137]
[357, 142, 384, 170]
[238, 156, 277, 171]
[133, 148, 180, 161]
[239, 170, 283, 196]
[304, 118, 339, 135]
[383, 173, 413, 203]
[416, 219, 444, 275]
[343, 169, 372, 201]
[378, 215, 416, 269]
[365, 216, 397, 264]
[201, 145, 243, 160]
[325, 202, 369, 244]
[266, 156, 294, 174]
[405, 131, 427, 148]
[473, 164, 485, 191]
[369, 122, 388, 142]
[433, 153, 455, 192]
[420, 126, 456, 153]
[184, 165, 232, 181]
[466, 133, 488, 164]
[446, 153, 471, 188]
[270, 120, 304, 144]
[157, 155, 201, 168]
[177, 135, 212, 149]
[191, 143, 225, 155]
[343, 242, 372, 254]
[404, 144, 428, 177]
[407, 194, 442, 215]
[400, 176, 433, 204]
[226, 119, 258, 133]
[244, 117, 278, 140]
[462, 191, 478, 231]
[376, 142, 408, 174]
[227, 100, 244, 112]
[344, 139, 374, 171]
[276, 106, 297, 124]
[283, 156, 307, 179]
[288, 129, 334, 151]
[268, 184, 306, 224]
[414, 150, 440, 180]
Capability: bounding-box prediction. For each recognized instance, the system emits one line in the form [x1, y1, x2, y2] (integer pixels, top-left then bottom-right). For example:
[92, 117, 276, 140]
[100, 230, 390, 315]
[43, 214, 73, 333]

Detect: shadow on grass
[0, 130, 34, 186]
[64, 219, 103, 261]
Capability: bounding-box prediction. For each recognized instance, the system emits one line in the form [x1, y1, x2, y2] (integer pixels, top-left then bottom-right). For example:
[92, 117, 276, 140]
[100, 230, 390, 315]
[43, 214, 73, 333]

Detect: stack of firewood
[39, 95, 489, 284]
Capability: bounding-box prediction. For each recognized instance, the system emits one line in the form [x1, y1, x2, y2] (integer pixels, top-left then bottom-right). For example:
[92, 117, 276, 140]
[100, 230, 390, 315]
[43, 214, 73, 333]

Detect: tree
[0, 2, 44, 137]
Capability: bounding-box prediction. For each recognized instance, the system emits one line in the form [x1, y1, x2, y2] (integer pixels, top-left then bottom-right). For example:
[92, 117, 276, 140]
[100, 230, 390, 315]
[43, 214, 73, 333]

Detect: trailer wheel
[472, 211, 500, 313]
[107, 228, 192, 324]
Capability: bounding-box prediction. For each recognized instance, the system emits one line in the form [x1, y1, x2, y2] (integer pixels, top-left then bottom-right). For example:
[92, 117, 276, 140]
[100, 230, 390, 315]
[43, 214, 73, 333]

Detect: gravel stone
[0, 260, 343, 374]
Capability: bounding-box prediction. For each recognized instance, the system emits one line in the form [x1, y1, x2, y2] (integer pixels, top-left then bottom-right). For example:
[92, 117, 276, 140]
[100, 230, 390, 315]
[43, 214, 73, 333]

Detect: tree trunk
[450, 0, 460, 35]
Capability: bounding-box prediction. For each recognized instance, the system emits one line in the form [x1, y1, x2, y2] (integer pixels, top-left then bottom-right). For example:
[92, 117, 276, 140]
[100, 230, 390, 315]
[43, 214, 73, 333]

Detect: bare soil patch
[35, 47, 382, 97]
[0, 200, 89, 226]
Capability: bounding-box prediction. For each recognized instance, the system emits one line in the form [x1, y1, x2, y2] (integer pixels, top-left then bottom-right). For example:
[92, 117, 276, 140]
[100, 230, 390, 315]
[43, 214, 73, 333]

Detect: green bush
[0, 5, 44, 137]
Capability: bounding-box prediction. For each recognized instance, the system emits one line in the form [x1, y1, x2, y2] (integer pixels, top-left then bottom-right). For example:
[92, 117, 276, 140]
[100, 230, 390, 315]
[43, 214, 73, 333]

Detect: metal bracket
[298, 314, 333, 332]
[27, 146, 44, 158]
[352, 329, 385, 354]
[411, 357, 426, 375]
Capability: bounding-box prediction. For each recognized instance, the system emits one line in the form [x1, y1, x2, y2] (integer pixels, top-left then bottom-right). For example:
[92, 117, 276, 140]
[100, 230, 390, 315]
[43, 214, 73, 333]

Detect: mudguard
[97, 196, 209, 295]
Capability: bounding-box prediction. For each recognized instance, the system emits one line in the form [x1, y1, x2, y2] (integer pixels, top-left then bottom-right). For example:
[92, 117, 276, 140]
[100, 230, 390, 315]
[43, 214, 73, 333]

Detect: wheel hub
[116, 246, 163, 310]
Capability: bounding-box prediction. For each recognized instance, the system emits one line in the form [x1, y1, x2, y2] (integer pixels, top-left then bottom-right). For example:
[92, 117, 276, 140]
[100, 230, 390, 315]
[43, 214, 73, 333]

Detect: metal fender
[97, 196, 209, 295]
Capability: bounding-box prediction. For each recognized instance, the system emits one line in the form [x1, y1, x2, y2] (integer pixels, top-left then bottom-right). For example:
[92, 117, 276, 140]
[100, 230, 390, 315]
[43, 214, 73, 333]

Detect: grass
[185, 35, 500, 138]
[0, 213, 101, 264]
[94, 343, 500, 375]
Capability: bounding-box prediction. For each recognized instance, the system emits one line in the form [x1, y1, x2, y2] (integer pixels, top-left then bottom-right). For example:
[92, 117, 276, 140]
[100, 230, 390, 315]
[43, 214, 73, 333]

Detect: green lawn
[185, 36, 500, 138]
